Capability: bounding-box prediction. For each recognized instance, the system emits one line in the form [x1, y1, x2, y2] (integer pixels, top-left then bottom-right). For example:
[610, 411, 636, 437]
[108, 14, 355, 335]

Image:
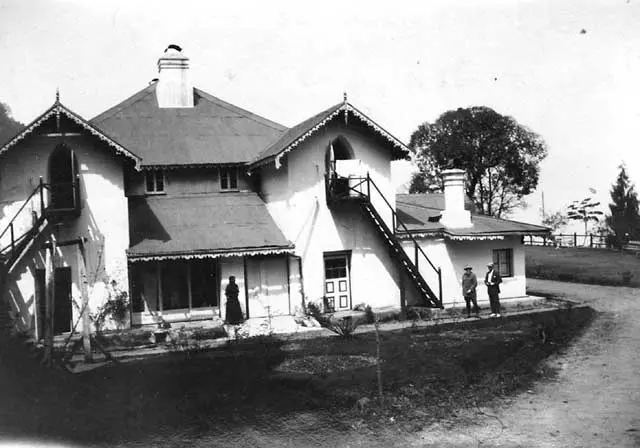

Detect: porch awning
[128, 192, 294, 262]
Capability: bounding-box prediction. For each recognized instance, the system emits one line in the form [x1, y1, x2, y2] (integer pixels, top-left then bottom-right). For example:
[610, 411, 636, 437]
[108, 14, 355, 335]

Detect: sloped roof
[128, 192, 293, 260]
[91, 84, 287, 167]
[396, 193, 550, 239]
[0, 101, 140, 166]
[250, 101, 409, 169]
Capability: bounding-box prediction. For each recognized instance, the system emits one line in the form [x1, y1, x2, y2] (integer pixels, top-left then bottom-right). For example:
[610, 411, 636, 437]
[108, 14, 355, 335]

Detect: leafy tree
[567, 197, 603, 235]
[0, 102, 24, 146]
[541, 210, 567, 232]
[409, 106, 547, 217]
[605, 164, 640, 248]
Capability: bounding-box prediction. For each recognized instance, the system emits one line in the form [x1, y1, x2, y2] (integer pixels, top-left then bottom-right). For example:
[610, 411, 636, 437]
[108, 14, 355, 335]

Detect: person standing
[484, 262, 502, 317]
[224, 276, 244, 325]
[461, 265, 480, 318]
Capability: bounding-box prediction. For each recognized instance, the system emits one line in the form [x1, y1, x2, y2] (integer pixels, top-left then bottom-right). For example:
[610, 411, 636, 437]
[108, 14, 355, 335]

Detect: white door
[324, 254, 351, 312]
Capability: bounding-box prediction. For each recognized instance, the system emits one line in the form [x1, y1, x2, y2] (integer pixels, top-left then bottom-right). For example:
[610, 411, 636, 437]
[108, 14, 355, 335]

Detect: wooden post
[243, 256, 250, 319]
[187, 261, 192, 320]
[43, 240, 55, 364]
[77, 242, 92, 362]
[10, 223, 14, 253]
[156, 262, 163, 315]
[414, 244, 419, 270]
[399, 265, 406, 318]
[590, 234, 593, 248]
[573, 232, 577, 247]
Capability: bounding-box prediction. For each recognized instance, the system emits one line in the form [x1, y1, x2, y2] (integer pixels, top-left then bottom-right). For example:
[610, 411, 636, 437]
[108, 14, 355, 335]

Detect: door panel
[324, 254, 351, 311]
[54, 267, 72, 334]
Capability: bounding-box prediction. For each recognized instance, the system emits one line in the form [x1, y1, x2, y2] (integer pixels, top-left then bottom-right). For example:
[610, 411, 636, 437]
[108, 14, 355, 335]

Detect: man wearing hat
[461, 265, 479, 318]
[484, 262, 502, 317]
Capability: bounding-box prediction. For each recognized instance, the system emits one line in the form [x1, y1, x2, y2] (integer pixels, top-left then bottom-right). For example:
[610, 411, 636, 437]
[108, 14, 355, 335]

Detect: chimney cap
[165, 44, 183, 53]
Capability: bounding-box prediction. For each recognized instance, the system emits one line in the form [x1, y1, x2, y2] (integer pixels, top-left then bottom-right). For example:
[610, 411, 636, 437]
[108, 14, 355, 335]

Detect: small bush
[305, 302, 324, 321]
[364, 305, 375, 324]
[325, 315, 359, 338]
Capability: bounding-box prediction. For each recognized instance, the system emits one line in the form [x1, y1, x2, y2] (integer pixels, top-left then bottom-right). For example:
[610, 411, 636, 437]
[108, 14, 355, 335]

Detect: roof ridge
[193, 88, 287, 132]
[91, 83, 157, 123]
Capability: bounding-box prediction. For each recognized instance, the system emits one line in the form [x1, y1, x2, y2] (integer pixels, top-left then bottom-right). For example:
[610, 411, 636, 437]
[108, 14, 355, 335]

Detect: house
[0, 45, 549, 339]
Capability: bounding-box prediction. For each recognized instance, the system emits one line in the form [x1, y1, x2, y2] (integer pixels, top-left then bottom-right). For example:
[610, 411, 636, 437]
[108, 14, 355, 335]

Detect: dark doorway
[35, 269, 45, 339]
[54, 267, 72, 334]
[49, 145, 77, 210]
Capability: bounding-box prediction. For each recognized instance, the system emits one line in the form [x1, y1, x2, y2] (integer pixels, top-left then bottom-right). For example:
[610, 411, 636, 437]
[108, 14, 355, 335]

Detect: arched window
[48, 144, 78, 210]
[325, 136, 355, 175]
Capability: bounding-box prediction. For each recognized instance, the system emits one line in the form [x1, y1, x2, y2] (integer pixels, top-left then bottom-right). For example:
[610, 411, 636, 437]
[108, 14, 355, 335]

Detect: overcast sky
[1, 0, 638, 226]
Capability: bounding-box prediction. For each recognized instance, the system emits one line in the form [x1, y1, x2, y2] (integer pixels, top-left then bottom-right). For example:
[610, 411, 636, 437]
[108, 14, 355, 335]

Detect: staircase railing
[0, 179, 46, 259]
[326, 172, 443, 307]
[0, 175, 81, 262]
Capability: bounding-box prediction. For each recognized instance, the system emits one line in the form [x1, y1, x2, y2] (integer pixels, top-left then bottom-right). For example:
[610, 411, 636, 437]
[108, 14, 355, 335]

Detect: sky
[0, 0, 638, 228]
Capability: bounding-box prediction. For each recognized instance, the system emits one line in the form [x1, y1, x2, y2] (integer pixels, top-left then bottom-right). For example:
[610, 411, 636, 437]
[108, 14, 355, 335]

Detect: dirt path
[417, 279, 640, 448]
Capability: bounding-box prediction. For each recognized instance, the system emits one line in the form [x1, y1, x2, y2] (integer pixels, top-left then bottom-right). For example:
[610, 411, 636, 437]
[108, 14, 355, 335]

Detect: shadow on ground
[0, 306, 595, 447]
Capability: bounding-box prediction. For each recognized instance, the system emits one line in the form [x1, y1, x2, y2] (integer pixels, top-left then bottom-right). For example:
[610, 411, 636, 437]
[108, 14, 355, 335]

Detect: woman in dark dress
[224, 276, 244, 324]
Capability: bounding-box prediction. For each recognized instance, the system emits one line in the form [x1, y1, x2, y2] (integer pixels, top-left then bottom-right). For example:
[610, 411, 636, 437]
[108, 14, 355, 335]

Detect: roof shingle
[128, 192, 293, 258]
[91, 84, 287, 166]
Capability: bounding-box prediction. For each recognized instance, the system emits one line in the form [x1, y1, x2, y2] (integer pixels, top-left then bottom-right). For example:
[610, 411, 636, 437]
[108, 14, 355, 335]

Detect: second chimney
[156, 45, 194, 108]
[440, 168, 472, 228]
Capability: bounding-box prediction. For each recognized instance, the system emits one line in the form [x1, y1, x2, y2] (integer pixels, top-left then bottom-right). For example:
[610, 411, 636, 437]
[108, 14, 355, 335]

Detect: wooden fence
[525, 233, 608, 249]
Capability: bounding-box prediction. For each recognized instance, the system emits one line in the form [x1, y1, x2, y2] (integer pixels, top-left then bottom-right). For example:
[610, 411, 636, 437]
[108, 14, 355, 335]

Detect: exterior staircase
[326, 172, 443, 308]
[0, 176, 80, 335]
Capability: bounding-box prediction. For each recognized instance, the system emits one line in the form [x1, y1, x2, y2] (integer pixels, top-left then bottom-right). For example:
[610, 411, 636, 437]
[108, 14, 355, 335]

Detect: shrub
[324, 315, 359, 338]
[364, 305, 375, 324]
[93, 281, 129, 332]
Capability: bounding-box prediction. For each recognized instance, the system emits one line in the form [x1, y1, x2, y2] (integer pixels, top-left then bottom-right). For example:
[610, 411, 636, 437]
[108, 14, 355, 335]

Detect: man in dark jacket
[461, 265, 479, 318]
[484, 262, 502, 317]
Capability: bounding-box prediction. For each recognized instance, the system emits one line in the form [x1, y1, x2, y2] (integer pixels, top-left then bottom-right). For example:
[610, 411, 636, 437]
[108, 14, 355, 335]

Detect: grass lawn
[0, 307, 594, 447]
[526, 246, 640, 287]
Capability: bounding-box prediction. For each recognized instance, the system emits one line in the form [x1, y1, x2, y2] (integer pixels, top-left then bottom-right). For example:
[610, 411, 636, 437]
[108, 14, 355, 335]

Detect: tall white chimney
[440, 168, 472, 228]
[156, 44, 194, 108]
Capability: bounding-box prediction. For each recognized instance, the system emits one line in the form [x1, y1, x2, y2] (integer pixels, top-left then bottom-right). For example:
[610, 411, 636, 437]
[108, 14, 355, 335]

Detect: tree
[541, 210, 567, 232]
[566, 197, 603, 235]
[0, 101, 24, 146]
[605, 164, 640, 248]
[409, 106, 547, 218]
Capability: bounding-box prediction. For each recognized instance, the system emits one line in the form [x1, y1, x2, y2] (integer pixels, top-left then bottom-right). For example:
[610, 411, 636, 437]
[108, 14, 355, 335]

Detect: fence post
[414, 243, 419, 270]
[590, 234, 593, 248]
[573, 232, 577, 247]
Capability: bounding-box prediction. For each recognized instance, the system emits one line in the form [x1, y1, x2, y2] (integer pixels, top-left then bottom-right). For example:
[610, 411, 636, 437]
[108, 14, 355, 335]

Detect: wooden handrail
[0, 183, 44, 242]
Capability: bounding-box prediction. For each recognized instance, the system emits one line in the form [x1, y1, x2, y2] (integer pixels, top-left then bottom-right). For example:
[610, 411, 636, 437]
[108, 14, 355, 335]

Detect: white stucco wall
[403, 235, 527, 308]
[259, 122, 402, 309]
[0, 133, 130, 335]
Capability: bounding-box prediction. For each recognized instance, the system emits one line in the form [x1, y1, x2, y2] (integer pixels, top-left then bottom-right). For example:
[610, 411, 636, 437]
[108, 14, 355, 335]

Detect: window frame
[492, 248, 513, 278]
[219, 167, 239, 191]
[145, 170, 166, 194]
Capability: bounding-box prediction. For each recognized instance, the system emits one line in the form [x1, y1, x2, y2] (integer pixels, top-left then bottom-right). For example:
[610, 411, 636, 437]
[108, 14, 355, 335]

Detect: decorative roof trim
[127, 246, 294, 262]
[398, 229, 549, 241]
[140, 162, 248, 171]
[345, 103, 409, 154]
[447, 235, 505, 241]
[253, 101, 409, 170]
[271, 107, 344, 170]
[0, 102, 141, 168]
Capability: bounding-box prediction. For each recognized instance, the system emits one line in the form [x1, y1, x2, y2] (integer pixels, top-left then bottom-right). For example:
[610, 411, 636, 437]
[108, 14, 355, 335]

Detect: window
[492, 248, 513, 277]
[145, 170, 165, 193]
[220, 168, 238, 191]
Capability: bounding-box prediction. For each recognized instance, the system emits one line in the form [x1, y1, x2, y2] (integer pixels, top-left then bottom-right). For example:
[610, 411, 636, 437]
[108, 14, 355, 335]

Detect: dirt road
[417, 279, 640, 448]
